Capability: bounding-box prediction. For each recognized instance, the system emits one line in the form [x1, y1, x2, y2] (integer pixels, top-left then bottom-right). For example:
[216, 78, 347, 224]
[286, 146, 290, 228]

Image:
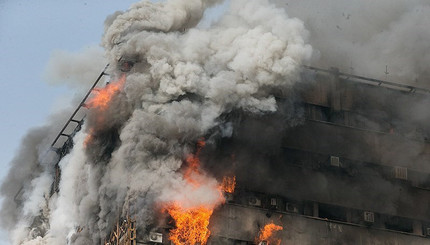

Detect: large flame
[256, 223, 283, 245]
[83, 74, 126, 147]
[164, 139, 233, 245]
[166, 204, 213, 245]
[85, 73, 126, 110]
[183, 140, 206, 187]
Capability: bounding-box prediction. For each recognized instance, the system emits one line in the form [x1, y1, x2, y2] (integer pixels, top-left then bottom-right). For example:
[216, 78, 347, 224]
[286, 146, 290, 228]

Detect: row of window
[227, 189, 430, 236]
[304, 103, 430, 141]
[282, 147, 430, 190]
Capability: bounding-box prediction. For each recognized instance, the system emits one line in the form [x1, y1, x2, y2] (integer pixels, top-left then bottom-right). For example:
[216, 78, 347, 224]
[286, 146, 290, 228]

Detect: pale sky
[0, 0, 143, 243]
[0, 0, 227, 244]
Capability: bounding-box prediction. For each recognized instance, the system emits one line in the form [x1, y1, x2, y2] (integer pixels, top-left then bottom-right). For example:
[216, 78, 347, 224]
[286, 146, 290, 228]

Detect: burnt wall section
[299, 68, 430, 137]
[282, 120, 430, 171]
[204, 123, 430, 223]
[202, 67, 430, 243]
[38, 66, 430, 244]
[205, 140, 430, 222]
[210, 204, 430, 245]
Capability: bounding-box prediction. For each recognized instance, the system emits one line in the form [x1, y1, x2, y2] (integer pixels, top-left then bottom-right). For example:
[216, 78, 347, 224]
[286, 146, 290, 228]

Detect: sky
[0, 0, 227, 243]
[0, 0, 143, 243]
[0, 0, 140, 179]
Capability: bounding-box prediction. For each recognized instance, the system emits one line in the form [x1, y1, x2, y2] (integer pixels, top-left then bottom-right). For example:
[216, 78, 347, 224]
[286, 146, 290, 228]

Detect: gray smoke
[44, 46, 107, 90]
[1, 0, 312, 244]
[0, 108, 79, 244]
[271, 0, 430, 86]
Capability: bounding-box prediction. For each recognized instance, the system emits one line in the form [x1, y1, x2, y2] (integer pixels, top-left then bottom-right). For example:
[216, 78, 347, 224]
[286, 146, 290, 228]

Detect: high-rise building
[3, 1, 429, 244]
[51, 66, 430, 244]
[206, 66, 430, 244]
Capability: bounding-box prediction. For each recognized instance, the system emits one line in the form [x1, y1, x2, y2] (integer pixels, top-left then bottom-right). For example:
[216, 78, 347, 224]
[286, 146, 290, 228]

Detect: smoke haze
[271, 0, 430, 86]
[3, 0, 428, 244]
[44, 46, 107, 90]
[1, 0, 312, 243]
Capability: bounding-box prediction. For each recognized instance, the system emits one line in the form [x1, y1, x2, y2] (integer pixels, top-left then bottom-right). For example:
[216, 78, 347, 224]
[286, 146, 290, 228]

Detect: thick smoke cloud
[3, 0, 428, 244]
[1, 0, 312, 244]
[102, 0, 225, 57]
[0, 109, 77, 244]
[271, 0, 430, 86]
[0, 126, 51, 228]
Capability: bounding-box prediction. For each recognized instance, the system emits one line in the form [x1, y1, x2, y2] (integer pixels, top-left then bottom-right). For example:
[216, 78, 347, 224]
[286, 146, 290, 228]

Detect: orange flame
[183, 140, 206, 187]
[166, 204, 213, 245]
[83, 74, 126, 147]
[221, 176, 236, 193]
[256, 223, 283, 245]
[85, 74, 126, 110]
[164, 139, 230, 245]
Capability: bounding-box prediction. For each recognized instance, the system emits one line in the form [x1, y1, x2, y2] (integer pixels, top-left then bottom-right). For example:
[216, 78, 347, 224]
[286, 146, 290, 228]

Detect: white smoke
[1, 0, 312, 243]
[0, 109, 78, 245]
[46, 131, 93, 245]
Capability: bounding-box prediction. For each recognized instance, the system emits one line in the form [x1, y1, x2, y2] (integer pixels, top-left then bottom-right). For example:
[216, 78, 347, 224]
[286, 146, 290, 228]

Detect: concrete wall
[282, 120, 430, 171]
[209, 204, 430, 245]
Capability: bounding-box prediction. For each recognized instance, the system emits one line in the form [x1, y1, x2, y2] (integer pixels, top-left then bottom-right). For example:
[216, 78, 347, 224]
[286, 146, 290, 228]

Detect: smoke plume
[0, 0, 312, 244]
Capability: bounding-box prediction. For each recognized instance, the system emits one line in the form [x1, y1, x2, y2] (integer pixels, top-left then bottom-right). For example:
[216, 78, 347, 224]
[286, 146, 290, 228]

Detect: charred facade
[202, 67, 430, 244]
[50, 66, 430, 245]
[2, 1, 429, 244]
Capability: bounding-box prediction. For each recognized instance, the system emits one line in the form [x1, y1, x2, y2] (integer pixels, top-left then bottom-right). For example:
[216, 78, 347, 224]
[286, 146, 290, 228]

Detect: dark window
[384, 216, 413, 233]
[318, 204, 348, 222]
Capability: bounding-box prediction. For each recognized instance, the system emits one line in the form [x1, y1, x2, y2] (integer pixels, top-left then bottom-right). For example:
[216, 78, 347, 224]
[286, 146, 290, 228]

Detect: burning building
[1, 0, 430, 244]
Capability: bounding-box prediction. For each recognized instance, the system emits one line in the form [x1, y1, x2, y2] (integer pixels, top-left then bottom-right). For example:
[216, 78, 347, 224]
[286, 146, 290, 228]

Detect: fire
[256, 223, 283, 245]
[164, 139, 235, 245]
[83, 74, 126, 147]
[221, 176, 236, 193]
[183, 140, 205, 187]
[85, 73, 126, 110]
[166, 204, 213, 245]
